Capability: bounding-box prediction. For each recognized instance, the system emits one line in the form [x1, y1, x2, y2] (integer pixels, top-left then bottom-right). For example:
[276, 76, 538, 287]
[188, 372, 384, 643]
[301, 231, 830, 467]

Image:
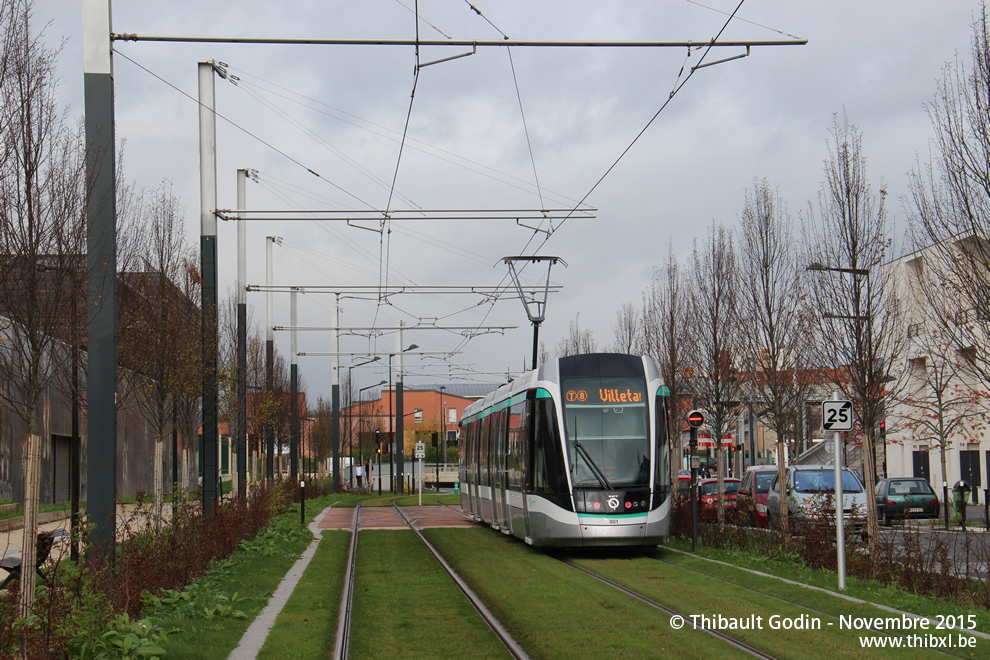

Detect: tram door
[492, 409, 507, 530]
[498, 408, 512, 531]
[480, 415, 493, 523]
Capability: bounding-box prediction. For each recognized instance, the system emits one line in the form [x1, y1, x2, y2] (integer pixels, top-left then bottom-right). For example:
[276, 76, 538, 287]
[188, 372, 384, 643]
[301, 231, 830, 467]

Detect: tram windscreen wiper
[572, 439, 613, 490]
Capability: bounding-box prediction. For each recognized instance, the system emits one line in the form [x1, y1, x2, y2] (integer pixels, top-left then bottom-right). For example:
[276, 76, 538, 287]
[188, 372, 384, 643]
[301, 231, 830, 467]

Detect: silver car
[766, 464, 868, 534]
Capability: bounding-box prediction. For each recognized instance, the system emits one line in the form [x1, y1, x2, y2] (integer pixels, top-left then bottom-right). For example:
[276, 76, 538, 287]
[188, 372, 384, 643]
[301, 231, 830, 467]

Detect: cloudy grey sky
[40, 1, 979, 398]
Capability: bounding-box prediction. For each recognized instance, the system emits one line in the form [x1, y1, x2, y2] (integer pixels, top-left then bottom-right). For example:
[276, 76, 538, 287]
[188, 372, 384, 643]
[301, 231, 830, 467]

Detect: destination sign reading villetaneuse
[565, 388, 644, 403]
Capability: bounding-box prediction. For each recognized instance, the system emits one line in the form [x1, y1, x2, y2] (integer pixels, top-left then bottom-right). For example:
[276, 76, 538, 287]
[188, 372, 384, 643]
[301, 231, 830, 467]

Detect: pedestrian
[355, 463, 364, 489]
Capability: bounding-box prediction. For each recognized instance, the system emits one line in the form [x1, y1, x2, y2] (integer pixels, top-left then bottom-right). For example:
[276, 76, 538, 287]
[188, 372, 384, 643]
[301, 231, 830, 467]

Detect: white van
[766, 464, 868, 535]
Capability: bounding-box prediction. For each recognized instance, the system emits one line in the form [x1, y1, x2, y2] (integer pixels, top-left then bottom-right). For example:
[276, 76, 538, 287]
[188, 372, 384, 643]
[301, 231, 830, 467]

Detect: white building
[885, 236, 989, 503]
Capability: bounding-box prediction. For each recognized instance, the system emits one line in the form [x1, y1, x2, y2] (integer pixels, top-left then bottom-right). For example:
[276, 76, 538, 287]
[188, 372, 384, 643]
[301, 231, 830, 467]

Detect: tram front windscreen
[561, 376, 650, 488]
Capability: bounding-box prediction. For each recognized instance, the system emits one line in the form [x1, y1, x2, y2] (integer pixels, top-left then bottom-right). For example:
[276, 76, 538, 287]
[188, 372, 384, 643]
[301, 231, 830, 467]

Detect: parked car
[766, 465, 868, 534]
[697, 478, 741, 521]
[737, 466, 780, 527]
[875, 477, 940, 526]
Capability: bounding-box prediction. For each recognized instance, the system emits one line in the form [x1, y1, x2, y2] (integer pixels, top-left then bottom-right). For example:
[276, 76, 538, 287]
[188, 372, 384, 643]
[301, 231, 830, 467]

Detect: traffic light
[431, 431, 438, 448]
[375, 429, 381, 445]
[879, 420, 886, 436]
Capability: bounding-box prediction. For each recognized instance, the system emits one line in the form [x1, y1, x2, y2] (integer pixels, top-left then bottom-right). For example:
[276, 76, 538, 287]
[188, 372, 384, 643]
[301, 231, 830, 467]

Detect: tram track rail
[332, 503, 361, 660]
[554, 555, 776, 659]
[393, 503, 530, 659]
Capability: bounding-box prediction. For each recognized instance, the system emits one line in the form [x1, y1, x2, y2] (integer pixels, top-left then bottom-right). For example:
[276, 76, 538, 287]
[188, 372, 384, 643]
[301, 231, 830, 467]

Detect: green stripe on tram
[535, 388, 552, 399]
[576, 512, 648, 520]
[656, 385, 670, 397]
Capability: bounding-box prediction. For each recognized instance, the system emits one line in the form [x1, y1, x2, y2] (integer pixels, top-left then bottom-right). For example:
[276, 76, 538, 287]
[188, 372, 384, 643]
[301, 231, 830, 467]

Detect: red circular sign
[687, 410, 704, 428]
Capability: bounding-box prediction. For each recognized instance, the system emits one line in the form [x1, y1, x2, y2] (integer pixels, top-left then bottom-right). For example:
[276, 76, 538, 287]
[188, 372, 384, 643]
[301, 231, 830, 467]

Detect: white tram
[458, 353, 671, 547]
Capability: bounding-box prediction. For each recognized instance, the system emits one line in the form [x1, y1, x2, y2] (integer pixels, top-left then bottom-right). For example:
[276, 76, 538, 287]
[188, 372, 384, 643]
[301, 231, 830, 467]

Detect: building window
[447, 408, 457, 424]
[907, 322, 924, 338]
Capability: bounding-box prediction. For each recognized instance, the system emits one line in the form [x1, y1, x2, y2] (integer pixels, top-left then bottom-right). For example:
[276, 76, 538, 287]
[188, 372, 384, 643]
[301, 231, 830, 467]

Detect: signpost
[415, 441, 426, 505]
[822, 396, 852, 590]
[686, 410, 704, 552]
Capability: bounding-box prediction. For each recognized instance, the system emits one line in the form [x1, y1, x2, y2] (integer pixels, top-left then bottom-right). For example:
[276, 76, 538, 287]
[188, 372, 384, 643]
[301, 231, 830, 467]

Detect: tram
[458, 353, 671, 548]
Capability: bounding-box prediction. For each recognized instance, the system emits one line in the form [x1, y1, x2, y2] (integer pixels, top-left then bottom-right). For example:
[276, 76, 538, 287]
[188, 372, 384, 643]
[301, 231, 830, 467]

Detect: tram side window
[531, 398, 567, 496]
[653, 395, 671, 507]
[479, 415, 490, 485]
[507, 400, 528, 491]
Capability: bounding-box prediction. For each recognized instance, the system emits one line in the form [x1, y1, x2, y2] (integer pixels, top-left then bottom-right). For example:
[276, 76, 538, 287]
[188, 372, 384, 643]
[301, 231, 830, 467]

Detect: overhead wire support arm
[419, 42, 476, 68]
[246, 284, 561, 296]
[111, 35, 806, 48]
[692, 45, 750, 71]
[214, 208, 596, 222]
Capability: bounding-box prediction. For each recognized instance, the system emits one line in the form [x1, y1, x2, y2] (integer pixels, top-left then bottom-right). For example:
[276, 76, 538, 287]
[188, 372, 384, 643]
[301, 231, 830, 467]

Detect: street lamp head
[405, 343, 419, 352]
[807, 262, 827, 271]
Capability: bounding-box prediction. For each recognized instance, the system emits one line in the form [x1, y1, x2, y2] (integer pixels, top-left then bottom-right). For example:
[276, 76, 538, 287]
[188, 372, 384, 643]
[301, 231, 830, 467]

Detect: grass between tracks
[424, 528, 748, 659]
[348, 529, 508, 658]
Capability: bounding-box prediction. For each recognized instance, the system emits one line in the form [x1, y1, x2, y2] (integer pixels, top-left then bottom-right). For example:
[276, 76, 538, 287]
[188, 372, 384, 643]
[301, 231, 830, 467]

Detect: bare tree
[556, 312, 597, 356]
[642, 244, 691, 498]
[685, 221, 741, 526]
[609, 302, 644, 354]
[803, 115, 904, 554]
[907, 3, 990, 390]
[737, 179, 815, 535]
[0, 0, 84, 613]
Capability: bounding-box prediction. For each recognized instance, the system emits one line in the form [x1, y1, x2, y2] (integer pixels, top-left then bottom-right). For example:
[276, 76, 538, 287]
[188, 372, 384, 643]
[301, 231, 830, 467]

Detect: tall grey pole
[833, 390, 846, 589]
[331, 294, 341, 489]
[236, 169, 247, 498]
[396, 323, 405, 495]
[290, 287, 299, 480]
[83, 0, 118, 563]
[199, 61, 219, 514]
[265, 237, 275, 478]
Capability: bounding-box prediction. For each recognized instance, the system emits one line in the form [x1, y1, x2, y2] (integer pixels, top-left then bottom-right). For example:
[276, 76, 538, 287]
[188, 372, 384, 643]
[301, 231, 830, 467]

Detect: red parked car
[698, 478, 741, 521]
[737, 466, 780, 527]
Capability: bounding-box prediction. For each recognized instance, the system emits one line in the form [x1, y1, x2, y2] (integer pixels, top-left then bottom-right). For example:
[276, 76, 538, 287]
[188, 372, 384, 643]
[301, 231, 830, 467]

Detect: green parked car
[875, 477, 940, 526]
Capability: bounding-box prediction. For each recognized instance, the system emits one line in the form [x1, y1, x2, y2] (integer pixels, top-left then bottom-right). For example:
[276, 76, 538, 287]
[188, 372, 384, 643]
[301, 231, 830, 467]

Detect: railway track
[553, 554, 776, 659]
[331, 502, 528, 660]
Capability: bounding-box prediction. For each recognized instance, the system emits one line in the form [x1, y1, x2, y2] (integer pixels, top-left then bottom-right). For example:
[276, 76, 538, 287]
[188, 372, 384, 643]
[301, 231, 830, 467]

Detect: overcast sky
[40, 1, 980, 399]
